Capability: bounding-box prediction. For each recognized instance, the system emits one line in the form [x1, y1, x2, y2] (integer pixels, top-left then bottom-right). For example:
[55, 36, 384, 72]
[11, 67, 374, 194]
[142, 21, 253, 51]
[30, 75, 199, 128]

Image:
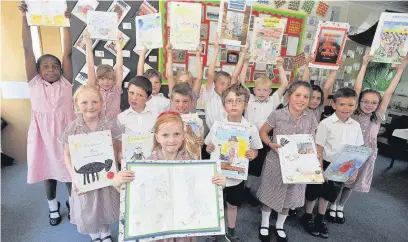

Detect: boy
[118, 76, 158, 134]
[205, 84, 263, 242]
[302, 87, 364, 239]
[239, 57, 288, 205]
[137, 47, 169, 114]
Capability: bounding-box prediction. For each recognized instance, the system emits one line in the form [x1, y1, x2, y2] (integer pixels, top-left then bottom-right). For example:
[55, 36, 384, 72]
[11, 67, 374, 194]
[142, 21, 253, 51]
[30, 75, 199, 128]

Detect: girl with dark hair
[329, 53, 408, 224]
[19, 3, 74, 226]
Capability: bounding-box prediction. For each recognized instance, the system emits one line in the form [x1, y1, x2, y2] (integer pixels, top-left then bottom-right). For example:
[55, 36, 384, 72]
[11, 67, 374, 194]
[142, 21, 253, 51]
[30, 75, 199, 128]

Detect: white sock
[260, 210, 271, 236]
[245, 175, 253, 188]
[89, 233, 100, 240]
[329, 204, 336, 217]
[337, 205, 344, 218]
[48, 199, 59, 219]
[276, 213, 287, 238]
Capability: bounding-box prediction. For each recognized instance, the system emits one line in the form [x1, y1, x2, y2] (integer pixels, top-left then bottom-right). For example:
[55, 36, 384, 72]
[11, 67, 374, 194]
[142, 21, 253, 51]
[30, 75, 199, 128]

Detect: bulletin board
[158, 0, 307, 88]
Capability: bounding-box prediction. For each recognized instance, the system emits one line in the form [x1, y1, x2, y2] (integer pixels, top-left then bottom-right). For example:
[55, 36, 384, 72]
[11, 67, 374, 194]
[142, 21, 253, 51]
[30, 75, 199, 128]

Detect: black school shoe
[307, 220, 329, 239]
[288, 208, 297, 217]
[336, 210, 346, 224]
[300, 213, 314, 231]
[274, 227, 288, 242]
[49, 201, 61, 226]
[66, 200, 70, 220]
[258, 226, 271, 242]
[326, 209, 337, 223]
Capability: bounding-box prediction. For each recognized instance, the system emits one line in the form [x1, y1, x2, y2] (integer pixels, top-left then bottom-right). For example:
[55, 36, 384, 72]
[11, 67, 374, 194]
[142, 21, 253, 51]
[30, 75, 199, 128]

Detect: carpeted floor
[2, 155, 408, 242]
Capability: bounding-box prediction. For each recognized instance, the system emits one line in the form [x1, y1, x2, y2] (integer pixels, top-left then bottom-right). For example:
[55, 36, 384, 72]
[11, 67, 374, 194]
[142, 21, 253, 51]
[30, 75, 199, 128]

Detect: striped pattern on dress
[100, 86, 121, 120]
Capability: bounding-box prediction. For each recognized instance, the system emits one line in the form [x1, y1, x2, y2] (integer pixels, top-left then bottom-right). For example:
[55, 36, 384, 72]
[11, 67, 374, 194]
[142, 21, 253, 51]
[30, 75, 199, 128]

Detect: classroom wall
[0, 1, 62, 163]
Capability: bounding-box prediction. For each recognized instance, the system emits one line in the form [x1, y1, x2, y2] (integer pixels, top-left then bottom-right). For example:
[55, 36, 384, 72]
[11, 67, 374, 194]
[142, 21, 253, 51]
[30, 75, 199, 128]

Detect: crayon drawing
[71, 0, 99, 23]
[87, 11, 118, 41]
[104, 30, 130, 56]
[26, 0, 69, 27]
[122, 133, 154, 163]
[135, 13, 163, 50]
[107, 0, 131, 24]
[74, 28, 100, 55]
[218, 0, 251, 46]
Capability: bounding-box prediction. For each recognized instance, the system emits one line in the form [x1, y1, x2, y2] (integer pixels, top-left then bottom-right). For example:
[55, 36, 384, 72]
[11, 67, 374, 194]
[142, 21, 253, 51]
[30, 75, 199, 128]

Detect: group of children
[19, 3, 408, 242]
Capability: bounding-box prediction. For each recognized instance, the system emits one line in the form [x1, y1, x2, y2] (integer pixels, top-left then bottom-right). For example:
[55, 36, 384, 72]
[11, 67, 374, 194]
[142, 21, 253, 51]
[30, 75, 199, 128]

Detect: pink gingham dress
[27, 74, 75, 184]
[100, 86, 121, 119]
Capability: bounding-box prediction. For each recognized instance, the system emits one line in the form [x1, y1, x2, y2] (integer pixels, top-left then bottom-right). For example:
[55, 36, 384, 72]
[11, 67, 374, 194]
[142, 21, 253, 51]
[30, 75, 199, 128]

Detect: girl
[166, 43, 204, 113]
[85, 29, 123, 119]
[113, 111, 227, 242]
[302, 55, 344, 121]
[59, 85, 122, 242]
[257, 81, 318, 242]
[20, 3, 74, 226]
[328, 53, 408, 223]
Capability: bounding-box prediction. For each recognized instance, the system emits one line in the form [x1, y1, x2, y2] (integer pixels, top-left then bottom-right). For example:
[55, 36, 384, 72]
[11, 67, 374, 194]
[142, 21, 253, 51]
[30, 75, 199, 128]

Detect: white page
[286, 36, 299, 56]
[0, 81, 30, 99]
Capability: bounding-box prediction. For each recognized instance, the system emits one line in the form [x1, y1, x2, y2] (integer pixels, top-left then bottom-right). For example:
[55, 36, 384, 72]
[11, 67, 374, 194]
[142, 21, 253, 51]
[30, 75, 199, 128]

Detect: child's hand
[397, 53, 408, 70]
[345, 171, 358, 185]
[243, 38, 250, 53]
[336, 58, 345, 68]
[269, 143, 281, 153]
[112, 170, 135, 187]
[276, 57, 284, 69]
[72, 181, 84, 196]
[141, 45, 148, 55]
[245, 149, 258, 160]
[212, 174, 226, 188]
[18, 2, 28, 16]
[196, 136, 204, 146]
[197, 43, 204, 55]
[64, 8, 71, 19]
[206, 143, 215, 153]
[214, 33, 220, 50]
[83, 29, 91, 41]
[306, 54, 314, 64]
[117, 31, 124, 42]
[362, 53, 373, 66]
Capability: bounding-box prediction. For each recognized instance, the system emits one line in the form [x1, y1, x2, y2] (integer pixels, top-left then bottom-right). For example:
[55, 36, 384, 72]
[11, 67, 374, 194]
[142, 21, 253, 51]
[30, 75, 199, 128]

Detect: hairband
[158, 111, 181, 118]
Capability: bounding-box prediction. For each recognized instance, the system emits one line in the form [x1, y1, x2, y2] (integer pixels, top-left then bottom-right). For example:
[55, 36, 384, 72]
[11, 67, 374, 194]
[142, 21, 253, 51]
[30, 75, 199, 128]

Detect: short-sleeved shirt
[117, 106, 158, 134]
[58, 114, 122, 144]
[205, 117, 263, 187]
[100, 86, 121, 119]
[245, 92, 283, 130]
[203, 85, 227, 129]
[352, 112, 385, 149]
[146, 93, 170, 115]
[309, 105, 325, 122]
[316, 113, 364, 162]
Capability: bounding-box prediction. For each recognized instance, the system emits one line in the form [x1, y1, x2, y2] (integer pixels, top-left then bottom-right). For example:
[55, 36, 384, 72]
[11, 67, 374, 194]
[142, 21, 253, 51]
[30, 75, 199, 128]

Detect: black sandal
[66, 200, 70, 220]
[101, 235, 112, 241]
[275, 227, 288, 242]
[336, 210, 345, 224]
[326, 209, 337, 223]
[49, 201, 61, 226]
[259, 226, 271, 242]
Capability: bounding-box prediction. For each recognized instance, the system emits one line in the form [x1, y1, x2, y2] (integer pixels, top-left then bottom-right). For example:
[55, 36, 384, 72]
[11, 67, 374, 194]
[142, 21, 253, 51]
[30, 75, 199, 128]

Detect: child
[302, 88, 364, 239]
[20, 3, 73, 226]
[303, 55, 344, 121]
[166, 43, 204, 112]
[239, 57, 288, 205]
[117, 76, 158, 134]
[113, 111, 227, 242]
[205, 84, 263, 242]
[85, 30, 123, 119]
[59, 86, 122, 242]
[330, 53, 408, 223]
[256, 81, 318, 242]
[137, 47, 169, 114]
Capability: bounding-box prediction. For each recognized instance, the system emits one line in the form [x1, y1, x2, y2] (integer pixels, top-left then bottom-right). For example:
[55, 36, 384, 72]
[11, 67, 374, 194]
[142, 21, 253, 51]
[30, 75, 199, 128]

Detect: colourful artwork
[324, 145, 373, 183]
[26, 0, 69, 27]
[249, 17, 286, 64]
[134, 0, 158, 17]
[294, 52, 307, 67]
[73, 28, 100, 55]
[135, 13, 163, 50]
[362, 62, 397, 93]
[218, 0, 251, 47]
[288, 0, 301, 11]
[301, 0, 315, 14]
[74, 63, 97, 85]
[309, 21, 349, 70]
[122, 133, 154, 163]
[68, 130, 117, 193]
[104, 30, 130, 56]
[370, 13, 408, 64]
[71, 0, 99, 23]
[210, 121, 250, 180]
[120, 161, 225, 241]
[274, 0, 287, 9]
[107, 0, 131, 24]
[277, 134, 324, 184]
[316, 1, 329, 18]
[86, 11, 118, 40]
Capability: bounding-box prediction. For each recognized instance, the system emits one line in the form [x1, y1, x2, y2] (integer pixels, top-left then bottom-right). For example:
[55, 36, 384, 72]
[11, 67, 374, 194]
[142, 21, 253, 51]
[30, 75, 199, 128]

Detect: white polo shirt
[245, 92, 283, 130]
[203, 85, 227, 129]
[204, 117, 263, 187]
[146, 93, 169, 115]
[117, 106, 158, 134]
[316, 113, 364, 162]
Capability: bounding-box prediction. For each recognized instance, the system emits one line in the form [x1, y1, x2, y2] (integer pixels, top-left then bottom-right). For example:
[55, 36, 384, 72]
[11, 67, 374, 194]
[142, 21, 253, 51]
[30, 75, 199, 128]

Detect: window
[30, 26, 42, 60]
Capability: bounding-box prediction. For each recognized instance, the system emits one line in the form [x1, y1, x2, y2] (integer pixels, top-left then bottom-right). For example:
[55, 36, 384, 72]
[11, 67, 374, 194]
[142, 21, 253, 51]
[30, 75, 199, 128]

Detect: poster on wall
[71, 0, 99, 23]
[169, 2, 202, 51]
[104, 30, 130, 56]
[249, 17, 286, 64]
[370, 12, 408, 64]
[26, 0, 69, 27]
[135, 13, 163, 50]
[107, 0, 131, 24]
[74, 28, 100, 55]
[74, 64, 97, 85]
[87, 11, 118, 40]
[309, 21, 349, 70]
[134, 0, 158, 17]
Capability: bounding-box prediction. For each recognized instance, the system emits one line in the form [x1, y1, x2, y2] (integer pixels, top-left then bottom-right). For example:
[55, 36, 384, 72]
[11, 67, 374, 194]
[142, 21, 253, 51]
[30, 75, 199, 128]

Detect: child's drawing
[135, 13, 163, 50]
[219, 1, 251, 46]
[107, 0, 131, 24]
[122, 133, 153, 163]
[86, 11, 118, 41]
[74, 29, 100, 55]
[104, 30, 130, 56]
[26, 0, 69, 27]
[74, 159, 113, 185]
[72, 0, 99, 23]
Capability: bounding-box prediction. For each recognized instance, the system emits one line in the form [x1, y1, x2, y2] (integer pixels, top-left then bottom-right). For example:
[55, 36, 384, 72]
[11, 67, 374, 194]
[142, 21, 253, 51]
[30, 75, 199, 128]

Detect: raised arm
[84, 29, 97, 87]
[354, 53, 372, 97]
[239, 58, 250, 92]
[19, 3, 37, 81]
[193, 44, 204, 96]
[61, 9, 73, 82]
[231, 43, 249, 85]
[275, 57, 289, 98]
[115, 33, 124, 90]
[137, 45, 148, 76]
[206, 33, 219, 90]
[302, 54, 313, 82]
[322, 59, 344, 106]
[377, 55, 408, 116]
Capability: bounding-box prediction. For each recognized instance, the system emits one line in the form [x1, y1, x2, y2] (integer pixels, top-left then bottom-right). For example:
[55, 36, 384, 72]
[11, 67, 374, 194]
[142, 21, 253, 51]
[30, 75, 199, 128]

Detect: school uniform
[309, 105, 325, 122]
[146, 93, 170, 115]
[245, 92, 282, 177]
[305, 113, 364, 203]
[203, 85, 227, 130]
[205, 117, 262, 206]
[256, 107, 318, 213]
[117, 106, 158, 134]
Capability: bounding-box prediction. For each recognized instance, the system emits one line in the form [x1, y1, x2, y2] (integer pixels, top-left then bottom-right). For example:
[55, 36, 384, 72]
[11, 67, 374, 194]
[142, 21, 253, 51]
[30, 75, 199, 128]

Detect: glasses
[360, 100, 379, 106]
[225, 99, 245, 105]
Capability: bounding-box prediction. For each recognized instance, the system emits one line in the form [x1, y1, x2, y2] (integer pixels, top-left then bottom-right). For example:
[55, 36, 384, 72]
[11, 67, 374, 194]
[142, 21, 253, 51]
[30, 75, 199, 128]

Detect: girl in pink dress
[84, 29, 123, 119]
[20, 3, 74, 226]
[59, 85, 122, 242]
[329, 53, 408, 224]
[114, 111, 226, 242]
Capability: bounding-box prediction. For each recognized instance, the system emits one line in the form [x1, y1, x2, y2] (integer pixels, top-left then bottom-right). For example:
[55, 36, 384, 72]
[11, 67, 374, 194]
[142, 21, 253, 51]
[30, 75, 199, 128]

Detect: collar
[74, 113, 108, 129]
[330, 113, 353, 124]
[283, 106, 307, 119]
[152, 93, 165, 98]
[254, 96, 269, 103]
[223, 116, 249, 125]
[125, 105, 152, 115]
